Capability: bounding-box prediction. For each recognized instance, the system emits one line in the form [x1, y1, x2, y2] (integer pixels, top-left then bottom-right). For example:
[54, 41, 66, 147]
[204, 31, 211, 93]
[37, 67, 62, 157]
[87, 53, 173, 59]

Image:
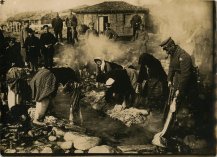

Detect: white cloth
[8, 86, 22, 109]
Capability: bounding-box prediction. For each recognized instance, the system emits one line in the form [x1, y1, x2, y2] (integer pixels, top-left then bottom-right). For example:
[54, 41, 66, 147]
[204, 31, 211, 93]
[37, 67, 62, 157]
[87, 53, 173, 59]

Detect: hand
[170, 101, 176, 112]
[168, 81, 172, 87]
[45, 45, 48, 48]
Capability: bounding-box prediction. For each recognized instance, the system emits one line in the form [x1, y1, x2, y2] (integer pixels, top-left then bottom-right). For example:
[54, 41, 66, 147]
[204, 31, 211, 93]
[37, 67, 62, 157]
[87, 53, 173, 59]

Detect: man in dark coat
[160, 37, 196, 102]
[40, 25, 57, 69]
[24, 29, 41, 72]
[136, 53, 168, 110]
[20, 21, 32, 66]
[103, 23, 118, 40]
[65, 12, 78, 43]
[52, 13, 63, 42]
[5, 38, 24, 68]
[130, 14, 142, 41]
[97, 69, 135, 109]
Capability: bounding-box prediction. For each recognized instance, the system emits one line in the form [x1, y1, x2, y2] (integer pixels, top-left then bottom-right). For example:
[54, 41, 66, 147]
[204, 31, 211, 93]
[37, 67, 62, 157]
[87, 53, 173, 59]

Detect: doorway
[98, 16, 108, 33]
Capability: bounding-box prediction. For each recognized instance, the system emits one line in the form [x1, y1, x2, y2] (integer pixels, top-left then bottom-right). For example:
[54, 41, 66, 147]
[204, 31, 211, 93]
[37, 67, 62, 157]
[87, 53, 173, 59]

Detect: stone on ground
[64, 131, 87, 142]
[60, 141, 73, 150]
[88, 145, 116, 153]
[40, 147, 53, 153]
[74, 136, 101, 150]
[74, 149, 84, 153]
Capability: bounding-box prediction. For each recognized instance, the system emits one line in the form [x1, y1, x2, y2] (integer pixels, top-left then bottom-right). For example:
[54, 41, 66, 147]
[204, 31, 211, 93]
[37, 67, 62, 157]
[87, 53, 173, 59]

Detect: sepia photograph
[0, 0, 215, 155]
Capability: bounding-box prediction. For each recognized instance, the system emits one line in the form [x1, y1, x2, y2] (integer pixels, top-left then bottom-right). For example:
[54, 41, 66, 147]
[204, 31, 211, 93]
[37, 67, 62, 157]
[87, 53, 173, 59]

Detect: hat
[27, 29, 34, 34]
[42, 25, 49, 29]
[94, 57, 102, 63]
[159, 37, 175, 47]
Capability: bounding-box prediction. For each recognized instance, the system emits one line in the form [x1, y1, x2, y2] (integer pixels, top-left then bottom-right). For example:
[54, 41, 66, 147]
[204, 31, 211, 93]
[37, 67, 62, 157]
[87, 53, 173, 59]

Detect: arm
[137, 65, 148, 84]
[167, 57, 175, 82]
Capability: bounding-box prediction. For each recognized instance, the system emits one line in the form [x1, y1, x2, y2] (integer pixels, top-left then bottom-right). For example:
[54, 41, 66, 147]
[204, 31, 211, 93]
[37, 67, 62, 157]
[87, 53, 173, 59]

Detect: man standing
[130, 14, 142, 41]
[20, 21, 32, 66]
[52, 13, 63, 42]
[65, 12, 78, 43]
[103, 23, 118, 40]
[24, 29, 41, 73]
[40, 25, 57, 69]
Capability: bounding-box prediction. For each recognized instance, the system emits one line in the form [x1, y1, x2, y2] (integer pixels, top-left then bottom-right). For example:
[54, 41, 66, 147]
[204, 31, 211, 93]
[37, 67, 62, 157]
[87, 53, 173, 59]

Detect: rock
[64, 131, 87, 142]
[74, 136, 101, 150]
[88, 145, 116, 153]
[60, 141, 73, 150]
[52, 127, 65, 136]
[117, 145, 157, 153]
[48, 136, 57, 142]
[34, 141, 44, 146]
[31, 149, 40, 153]
[40, 147, 53, 153]
[5, 149, 16, 153]
[74, 150, 84, 153]
[65, 150, 70, 153]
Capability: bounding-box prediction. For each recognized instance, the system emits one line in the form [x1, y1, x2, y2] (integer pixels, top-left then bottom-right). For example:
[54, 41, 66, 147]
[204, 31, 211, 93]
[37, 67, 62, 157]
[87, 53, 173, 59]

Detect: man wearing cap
[160, 37, 194, 100]
[85, 22, 98, 38]
[103, 23, 118, 40]
[24, 29, 41, 72]
[40, 25, 57, 69]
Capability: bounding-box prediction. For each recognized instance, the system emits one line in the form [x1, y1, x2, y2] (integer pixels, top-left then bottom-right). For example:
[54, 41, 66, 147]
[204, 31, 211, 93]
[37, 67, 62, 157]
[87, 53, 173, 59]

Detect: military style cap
[94, 57, 102, 63]
[159, 37, 175, 47]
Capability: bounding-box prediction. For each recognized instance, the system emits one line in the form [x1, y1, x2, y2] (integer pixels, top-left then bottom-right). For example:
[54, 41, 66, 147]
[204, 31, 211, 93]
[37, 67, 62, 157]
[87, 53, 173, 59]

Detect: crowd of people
[0, 11, 200, 149]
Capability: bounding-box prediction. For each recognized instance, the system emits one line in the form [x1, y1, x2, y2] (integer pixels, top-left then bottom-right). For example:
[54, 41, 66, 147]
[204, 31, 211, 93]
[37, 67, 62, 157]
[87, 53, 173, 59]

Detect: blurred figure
[94, 57, 123, 76]
[85, 22, 98, 38]
[52, 12, 63, 42]
[103, 23, 118, 40]
[5, 38, 24, 67]
[40, 25, 57, 69]
[24, 29, 41, 73]
[138, 24, 149, 54]
[20, 20, 32, 66]
[130, 14, 142, 41]
[65, 12, 78, 43]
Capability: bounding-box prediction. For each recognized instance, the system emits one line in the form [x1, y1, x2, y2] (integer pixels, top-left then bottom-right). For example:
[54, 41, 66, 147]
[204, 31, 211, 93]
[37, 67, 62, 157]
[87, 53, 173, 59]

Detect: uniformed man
[52, 12, 63, 42]
[160, 37, 195, 101]
[130, 14, 142, 41]
[103, 23, 118, 40]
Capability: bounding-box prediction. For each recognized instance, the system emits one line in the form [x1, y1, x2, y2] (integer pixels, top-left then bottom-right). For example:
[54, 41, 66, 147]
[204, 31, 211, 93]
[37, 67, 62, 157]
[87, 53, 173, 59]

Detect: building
[72, 1, 149, 36]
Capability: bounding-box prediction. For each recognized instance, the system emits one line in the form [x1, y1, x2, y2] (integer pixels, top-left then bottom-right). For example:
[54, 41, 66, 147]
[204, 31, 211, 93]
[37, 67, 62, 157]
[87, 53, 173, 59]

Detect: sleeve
[167, 57, 175, 82]
[178, 53, 192, 93]
[137, 65, 148, 84]
[23, 37, 28, 48]
[20, 30, 24, 46]
[51, 19, 55, 28]
[65, 18, 68, 27]
[52, 34, 57, 45]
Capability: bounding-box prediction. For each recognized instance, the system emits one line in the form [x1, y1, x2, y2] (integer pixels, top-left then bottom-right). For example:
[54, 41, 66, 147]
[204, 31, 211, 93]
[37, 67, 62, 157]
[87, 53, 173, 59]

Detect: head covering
[94, 57, 102, 63]
[27, 29, 34, 34]
[42, 25, 49, 29]
[159, 37, 175, 47]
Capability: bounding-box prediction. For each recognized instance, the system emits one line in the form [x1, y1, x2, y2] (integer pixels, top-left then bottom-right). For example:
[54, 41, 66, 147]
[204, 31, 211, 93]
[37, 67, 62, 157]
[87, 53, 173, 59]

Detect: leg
[43, 52, 48, 68]
[54, 31, 59, 42]
[59, 31, 63, 42]
[33, 98, 50, 125]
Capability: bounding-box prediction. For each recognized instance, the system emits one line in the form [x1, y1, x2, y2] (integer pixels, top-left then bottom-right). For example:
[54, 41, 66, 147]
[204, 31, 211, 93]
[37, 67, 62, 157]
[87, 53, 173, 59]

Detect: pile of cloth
[106, 105, 149, 127]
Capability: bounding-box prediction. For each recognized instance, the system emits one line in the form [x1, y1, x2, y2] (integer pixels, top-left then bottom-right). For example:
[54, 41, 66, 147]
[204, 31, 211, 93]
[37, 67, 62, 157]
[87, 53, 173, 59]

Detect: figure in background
[52, 12, 63, 42]
[65, 12, 78, 44]
[20, 20, 32, 66]
[138, 24, 149, 54]
[130, 14, 142, 41]
[24, 29, 41, 73]
[103, 23, 118, 40]
[85, 22, 98, 38]
[40, 25, 57, 69]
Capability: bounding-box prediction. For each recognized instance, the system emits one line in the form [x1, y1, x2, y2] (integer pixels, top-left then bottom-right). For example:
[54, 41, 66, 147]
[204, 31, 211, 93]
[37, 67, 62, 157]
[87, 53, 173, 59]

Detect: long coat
[24, 35, 40, 62]
[168, 46, 195, 95]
